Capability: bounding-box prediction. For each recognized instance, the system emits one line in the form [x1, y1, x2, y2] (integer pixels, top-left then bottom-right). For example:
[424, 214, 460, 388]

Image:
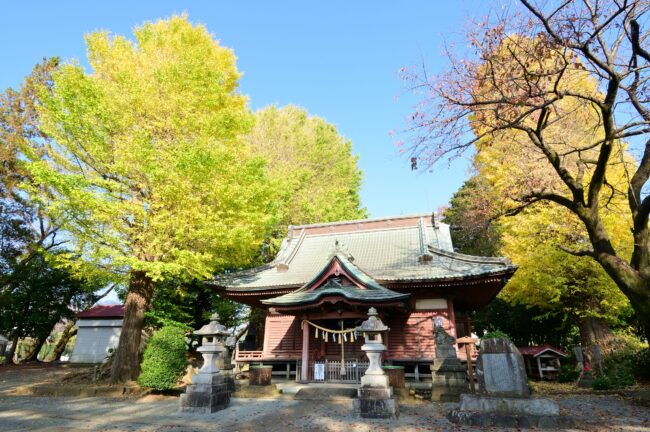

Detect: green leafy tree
[147, 279, 246, 331]
[248, 105, 366, 232]
[0, 250, 93, 361]
[0, 58, 72, 361]
[25, 16, 276, 382]
[241, 105, 367, 339]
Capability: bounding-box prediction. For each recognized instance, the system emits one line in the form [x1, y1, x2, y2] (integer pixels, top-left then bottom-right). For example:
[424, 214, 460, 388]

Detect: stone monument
[430, 319, 468, 402]
[353, 307, 399, 419]
[180, 313, 231, 413]
[448, 337, 572, 428]
[574, 346, 594, 388]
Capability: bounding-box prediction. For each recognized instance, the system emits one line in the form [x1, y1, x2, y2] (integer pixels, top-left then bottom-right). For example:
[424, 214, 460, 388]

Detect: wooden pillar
[537, 355, 543, 380]
[447, 297, 457, 337]
[301, 320, 309, 383]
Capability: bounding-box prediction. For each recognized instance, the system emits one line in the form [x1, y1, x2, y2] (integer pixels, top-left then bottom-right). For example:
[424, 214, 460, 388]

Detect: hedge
[137, 325, 187, 390]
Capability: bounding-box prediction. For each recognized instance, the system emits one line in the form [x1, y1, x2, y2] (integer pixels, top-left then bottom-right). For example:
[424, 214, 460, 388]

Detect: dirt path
[0, 365, 648, 431]
[0, 363, 93, 395]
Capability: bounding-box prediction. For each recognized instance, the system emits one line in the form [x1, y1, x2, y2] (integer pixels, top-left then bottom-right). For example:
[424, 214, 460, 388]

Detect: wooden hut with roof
[209, 213, 516, 383]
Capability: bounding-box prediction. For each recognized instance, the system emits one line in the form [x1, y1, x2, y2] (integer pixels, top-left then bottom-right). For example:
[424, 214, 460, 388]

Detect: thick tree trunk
[578, 316, 615, 353]
[50, 321, 77, 361]
[623, 280, 650, 344]
[584, 217, 650, 344]
[110, 270, 154, 383]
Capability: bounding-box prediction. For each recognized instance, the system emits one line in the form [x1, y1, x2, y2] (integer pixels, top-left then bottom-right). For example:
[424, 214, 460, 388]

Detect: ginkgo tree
[248, 105, 366, 229]
[403, 1, 650, 341]
[25, 16, 277, 382]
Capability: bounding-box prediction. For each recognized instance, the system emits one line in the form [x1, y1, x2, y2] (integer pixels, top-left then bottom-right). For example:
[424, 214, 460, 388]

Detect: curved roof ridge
[275, 228, 305, 266]
[427, 245, 513, 266]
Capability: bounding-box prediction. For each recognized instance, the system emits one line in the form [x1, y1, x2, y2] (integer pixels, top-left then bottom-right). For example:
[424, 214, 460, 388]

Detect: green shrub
[592, 369, 635, 390]
[592, 376, 612, 390]
[558, 364, 580, 383]
[482, 330, 510, 340]
[137, 325, 187, 390]
[589, 348, 639, 390]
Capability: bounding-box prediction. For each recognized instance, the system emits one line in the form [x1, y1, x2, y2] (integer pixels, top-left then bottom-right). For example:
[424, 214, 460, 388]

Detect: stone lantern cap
[194, 313, 229, 337]
[356, 307, 389, 333]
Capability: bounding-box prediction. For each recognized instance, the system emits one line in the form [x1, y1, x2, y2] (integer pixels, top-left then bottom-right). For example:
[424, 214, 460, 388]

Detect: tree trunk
[110, 270, 154, 384]
[22, 337, 46, 362]
[6, 334, 19, 364]
[50, 321, 77, 361]
[578, 316, 615, 364]
[623, 281, 650, 344]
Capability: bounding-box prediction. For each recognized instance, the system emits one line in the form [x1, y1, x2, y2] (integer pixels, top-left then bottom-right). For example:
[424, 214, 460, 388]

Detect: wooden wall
[263, 314, 302, 359]
[385, 310, 453, 360]
[261, 309, 457, 362]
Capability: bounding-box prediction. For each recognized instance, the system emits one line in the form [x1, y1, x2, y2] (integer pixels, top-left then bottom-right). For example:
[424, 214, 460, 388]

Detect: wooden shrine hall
[208, 213, 516, 383]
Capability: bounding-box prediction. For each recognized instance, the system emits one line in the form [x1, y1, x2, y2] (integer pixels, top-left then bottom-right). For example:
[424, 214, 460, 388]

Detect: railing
[236, 350, 264, 361]
[296, 360, 369, 383]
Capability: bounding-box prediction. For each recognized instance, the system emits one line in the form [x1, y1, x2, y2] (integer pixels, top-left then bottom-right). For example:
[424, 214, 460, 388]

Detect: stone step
[294, 386, 357, 400]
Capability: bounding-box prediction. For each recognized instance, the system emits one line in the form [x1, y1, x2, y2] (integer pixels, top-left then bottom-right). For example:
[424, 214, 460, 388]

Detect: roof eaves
[262, 287, 410, 306]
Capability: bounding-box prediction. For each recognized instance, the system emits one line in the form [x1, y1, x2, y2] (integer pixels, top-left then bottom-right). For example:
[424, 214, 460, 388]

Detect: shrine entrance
[296, 359, 369, 383]
[298, 317, 366, 383]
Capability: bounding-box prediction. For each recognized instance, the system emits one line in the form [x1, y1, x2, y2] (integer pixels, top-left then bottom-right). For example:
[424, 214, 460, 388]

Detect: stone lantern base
[353, 386, 399, 419]
[180, 374, 230, 414]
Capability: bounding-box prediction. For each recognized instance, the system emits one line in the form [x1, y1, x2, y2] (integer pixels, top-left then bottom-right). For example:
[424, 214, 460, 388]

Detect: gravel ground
[0, 393, 648, 432]
[0, 365, 648, 431]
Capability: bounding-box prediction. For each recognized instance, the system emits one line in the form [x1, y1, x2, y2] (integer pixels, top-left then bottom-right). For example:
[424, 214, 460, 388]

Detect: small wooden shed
[519, 345, 566, 380]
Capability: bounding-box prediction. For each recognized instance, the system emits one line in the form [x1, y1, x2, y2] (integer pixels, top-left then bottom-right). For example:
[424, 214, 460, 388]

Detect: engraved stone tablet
[482, 353, 526, 394]
[476, 338, 529, 397]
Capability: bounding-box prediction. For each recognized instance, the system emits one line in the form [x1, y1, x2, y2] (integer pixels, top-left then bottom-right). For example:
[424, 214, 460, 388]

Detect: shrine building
[208, 213, 516, 383]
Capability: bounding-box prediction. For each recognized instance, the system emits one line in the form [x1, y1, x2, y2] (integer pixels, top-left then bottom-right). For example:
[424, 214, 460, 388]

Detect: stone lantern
[353, 307, 399, 419]
[180, 313, 231, 413]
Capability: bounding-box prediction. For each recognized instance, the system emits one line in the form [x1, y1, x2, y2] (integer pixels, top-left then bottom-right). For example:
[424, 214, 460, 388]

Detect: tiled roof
[77, 304, 125, 319]
[210, 213, 516, 291]
[518, 345, 567, 357]
[262, 254, 410, 306]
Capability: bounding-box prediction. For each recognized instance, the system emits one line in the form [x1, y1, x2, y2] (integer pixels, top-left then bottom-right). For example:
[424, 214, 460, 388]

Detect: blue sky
[1, 1, 485, 218]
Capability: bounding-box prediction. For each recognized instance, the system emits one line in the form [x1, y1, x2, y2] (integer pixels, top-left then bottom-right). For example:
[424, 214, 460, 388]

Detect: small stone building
[69, 304, 124, 363]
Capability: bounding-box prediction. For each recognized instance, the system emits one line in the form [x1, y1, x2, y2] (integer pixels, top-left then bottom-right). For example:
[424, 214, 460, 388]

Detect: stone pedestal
[448, 337, 568, 429]
[431, 326, 468, 402]
[448, 394, 571, 428]
[353, 386, 400, 419]
[249, 365, 273, 386]
[578, 370, 594, 388]
[180, 374, 231, 414]
[354, 308, 399, 419]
